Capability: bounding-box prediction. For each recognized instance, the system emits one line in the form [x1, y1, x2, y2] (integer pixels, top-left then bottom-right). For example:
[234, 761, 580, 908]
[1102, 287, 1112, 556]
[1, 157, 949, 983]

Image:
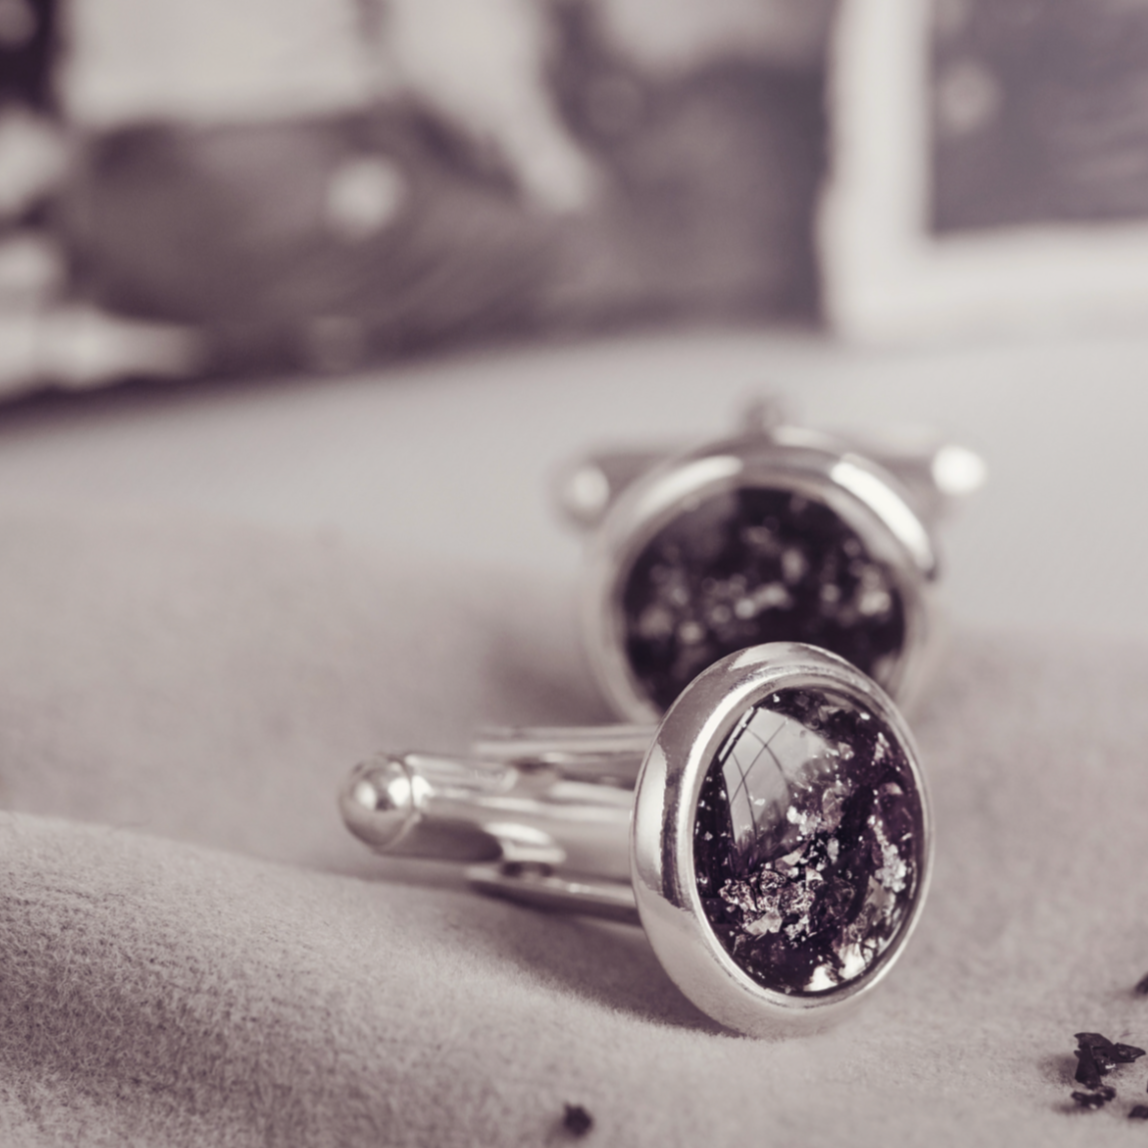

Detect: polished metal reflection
[720, 706, 834, 865]
[340, 642, 932, 1037]
[342, 726, 650, 888]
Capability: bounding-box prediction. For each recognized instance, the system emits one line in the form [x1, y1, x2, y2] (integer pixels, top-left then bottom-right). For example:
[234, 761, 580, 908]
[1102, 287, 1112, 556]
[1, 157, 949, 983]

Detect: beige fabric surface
[0, 508, 1145, 1146]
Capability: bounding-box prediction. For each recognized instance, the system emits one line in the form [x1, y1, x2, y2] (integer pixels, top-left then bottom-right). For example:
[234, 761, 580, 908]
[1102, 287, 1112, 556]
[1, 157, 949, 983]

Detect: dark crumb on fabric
[1075, 1032, 1146, 1063]
[1136, 973, 1148, 994]
[1064, 1032, 1148, 1114]
[1075, 1046, 1105, 1088]
[563, 1104, 593, 1138]
[1076, 1033, 1119, 1073]
[1071, 1087, 1115, 1109]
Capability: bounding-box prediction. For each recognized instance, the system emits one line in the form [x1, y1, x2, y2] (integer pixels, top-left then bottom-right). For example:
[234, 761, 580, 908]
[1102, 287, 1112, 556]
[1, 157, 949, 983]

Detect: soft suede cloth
[0, 509, 1145, 1145]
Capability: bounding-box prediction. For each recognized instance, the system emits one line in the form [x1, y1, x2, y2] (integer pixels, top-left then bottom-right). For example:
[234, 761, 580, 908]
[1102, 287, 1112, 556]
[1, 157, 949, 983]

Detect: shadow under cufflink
[331, 849, 720, 1031]
[473, 907, 723, 1034]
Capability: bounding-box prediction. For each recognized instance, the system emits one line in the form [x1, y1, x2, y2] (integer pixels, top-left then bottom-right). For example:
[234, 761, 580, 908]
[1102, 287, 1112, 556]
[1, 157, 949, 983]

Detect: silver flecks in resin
[622, 488, 906, 711]
[693, 688, 922, 995]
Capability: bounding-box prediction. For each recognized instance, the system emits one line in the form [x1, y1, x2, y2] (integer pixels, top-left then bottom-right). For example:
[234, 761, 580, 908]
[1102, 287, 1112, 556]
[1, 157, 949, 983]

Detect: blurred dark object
[58, 2, 824, 377]
[0, 0, 56, 109]
[932, 0, 1148, 231]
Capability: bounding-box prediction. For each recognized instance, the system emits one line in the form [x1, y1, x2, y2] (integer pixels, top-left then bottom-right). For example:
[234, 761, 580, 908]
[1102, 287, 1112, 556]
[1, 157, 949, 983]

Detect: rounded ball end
[339, 755, 417, 851]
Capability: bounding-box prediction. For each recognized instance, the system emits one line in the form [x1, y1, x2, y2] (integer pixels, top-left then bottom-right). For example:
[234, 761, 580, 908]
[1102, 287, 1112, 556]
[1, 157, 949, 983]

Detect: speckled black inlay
[621, 488, 906, 712]
[693, 687, 922, 996]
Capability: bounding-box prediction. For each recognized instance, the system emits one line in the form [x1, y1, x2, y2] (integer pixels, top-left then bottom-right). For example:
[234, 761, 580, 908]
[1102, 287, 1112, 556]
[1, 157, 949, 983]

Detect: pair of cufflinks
[341, 403, 984, 1036]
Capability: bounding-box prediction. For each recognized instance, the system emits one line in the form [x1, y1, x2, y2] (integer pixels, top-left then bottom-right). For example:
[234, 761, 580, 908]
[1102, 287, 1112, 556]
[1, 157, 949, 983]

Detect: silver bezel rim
[630, 641, 933, 1038]
[581, 429, 940, 722]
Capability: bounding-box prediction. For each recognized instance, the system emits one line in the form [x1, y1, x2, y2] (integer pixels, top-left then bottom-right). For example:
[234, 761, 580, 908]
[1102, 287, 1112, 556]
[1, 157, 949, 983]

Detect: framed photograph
[819, 0, 1148, 342]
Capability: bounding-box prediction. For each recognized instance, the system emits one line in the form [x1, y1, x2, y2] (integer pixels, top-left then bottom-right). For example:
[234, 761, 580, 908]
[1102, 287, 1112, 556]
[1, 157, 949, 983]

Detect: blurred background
[1, 0, 1147, 647]
[0, 0, 833, 389]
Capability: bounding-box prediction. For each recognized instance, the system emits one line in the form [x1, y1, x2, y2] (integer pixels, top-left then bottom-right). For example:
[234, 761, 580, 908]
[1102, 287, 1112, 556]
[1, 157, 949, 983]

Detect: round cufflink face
[583, 432, 938, 722]
[631, 642, 931, 1037]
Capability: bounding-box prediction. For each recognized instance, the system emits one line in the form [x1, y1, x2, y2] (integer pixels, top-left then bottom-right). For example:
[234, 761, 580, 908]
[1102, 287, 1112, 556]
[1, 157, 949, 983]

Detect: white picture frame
[818, 0, 1148, 343]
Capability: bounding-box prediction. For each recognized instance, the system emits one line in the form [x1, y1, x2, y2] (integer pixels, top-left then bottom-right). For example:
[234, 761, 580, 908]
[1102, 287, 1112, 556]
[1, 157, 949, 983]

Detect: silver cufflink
[340, 642, 932, 1037]
[556, 401, 985, 721]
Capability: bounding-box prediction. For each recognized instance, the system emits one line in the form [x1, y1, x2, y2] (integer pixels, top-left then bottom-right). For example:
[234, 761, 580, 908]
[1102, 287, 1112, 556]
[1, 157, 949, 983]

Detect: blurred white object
[59, 0, 380, 124]
[819, 0, 1148, 343]
[931, 444, 987, 499]
[0, 109, 67, 218]
[382, 0, 600, 213]
[593, 0, 834, 74]
[0, 305, 203, 397]
[323, 156, 408, 242]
